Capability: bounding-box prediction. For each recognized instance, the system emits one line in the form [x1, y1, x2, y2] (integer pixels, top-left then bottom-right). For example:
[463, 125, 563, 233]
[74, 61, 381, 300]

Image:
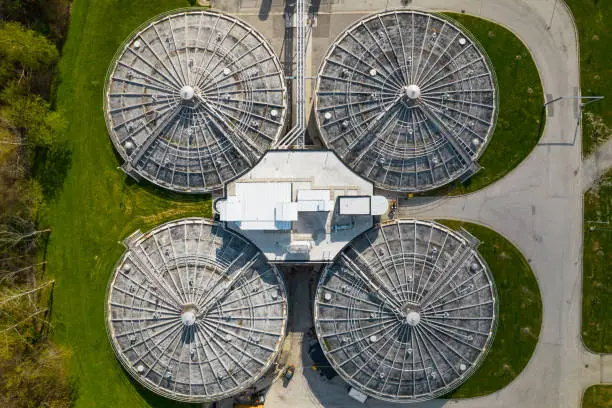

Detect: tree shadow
[122, 174, 213, 205]
[33, 142, 72, 199]
[110, 140, 215, 205]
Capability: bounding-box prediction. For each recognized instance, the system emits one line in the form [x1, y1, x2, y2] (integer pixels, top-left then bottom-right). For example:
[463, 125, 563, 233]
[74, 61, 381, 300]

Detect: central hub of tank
[180, 305, 198, 327]
[403, 84, 421, 100]
[179, 85, 195, 101]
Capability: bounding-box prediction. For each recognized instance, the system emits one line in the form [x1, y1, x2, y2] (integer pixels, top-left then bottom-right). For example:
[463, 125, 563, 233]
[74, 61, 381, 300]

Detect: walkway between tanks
[211, 1, 610, 407]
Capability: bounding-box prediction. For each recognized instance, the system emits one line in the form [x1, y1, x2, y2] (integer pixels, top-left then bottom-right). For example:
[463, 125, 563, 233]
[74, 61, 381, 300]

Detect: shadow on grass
[125, 370, 199, 408]
[123, 175, 213, 205]
[110, 143, 214, 207]
[33, 142, 73, 199]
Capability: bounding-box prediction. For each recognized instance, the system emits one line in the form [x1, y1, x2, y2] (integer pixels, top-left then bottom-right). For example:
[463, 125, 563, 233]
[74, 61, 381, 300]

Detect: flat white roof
[218, 151, 380, 262]
[222, 182, 295, 230]
[297, 189, 330, 201]
[371, 195, 389, 215]
[219, 197, 243, 221]
[297, 200, 333, 212]
[297, 189, 334, 212]
[276, 202, 298, 221]
[338, 196, 371, 215]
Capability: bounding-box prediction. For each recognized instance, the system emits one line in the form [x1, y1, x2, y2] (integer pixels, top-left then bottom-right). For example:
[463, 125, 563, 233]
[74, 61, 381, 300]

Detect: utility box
[348, 387, 368, 403]
[338, 196, 388, 216]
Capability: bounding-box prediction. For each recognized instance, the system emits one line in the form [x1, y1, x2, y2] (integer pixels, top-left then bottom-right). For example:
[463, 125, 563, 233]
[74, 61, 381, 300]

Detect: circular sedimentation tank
[104, 10, 287, 193]
[314, 220, 497, 402]
[315, 11, 498, 192]
[106, 218, 288, 402]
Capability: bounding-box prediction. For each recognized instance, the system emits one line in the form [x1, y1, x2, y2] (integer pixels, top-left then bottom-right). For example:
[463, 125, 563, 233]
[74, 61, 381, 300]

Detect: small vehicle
[284, 365, 296, 381]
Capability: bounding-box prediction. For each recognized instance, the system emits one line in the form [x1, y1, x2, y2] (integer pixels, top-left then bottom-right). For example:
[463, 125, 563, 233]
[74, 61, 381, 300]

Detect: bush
[1, 82, 67, 148]
[0, 339, 75, 408]
[0, 22, 59, 73]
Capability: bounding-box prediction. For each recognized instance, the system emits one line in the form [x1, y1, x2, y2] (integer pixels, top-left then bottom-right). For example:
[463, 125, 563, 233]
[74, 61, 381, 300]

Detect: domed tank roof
[314, 219, 497, 402]
[106, 218, 288, 402]
[104, 10, 287, 193]
[315, 11, 498, 192]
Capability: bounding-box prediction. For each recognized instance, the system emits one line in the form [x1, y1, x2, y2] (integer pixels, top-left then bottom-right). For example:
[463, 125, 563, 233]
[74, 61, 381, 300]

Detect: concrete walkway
[211, 1, 610, 407]
[583, 138, 612, 191]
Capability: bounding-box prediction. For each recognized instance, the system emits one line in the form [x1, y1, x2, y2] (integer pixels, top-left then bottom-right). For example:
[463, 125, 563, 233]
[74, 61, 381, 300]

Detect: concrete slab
[602, 355, 612, 384]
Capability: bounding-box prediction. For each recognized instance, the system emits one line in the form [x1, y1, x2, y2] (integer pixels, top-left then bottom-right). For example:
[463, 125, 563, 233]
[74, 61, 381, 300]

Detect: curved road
[397, 1, 611, 408]
[213, 0, 611, 407]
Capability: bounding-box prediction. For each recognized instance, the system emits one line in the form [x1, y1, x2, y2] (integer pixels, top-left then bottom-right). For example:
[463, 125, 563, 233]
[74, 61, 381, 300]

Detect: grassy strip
[564, 0, 611, 156]
[582, 169, 612, 353]
[436, 220, 542, 398]
[434, 13, 545, 195]
[42, 1, 209, 407]
[583, 385, 612, 408]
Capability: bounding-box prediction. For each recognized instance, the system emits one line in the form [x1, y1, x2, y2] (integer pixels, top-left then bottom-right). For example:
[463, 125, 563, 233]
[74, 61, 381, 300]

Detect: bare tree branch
[0, 280, 54, 306]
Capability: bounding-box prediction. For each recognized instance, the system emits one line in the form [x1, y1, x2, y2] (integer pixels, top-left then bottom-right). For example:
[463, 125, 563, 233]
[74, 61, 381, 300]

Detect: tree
[0, 21, 59, 75]
[0, 5, 74, 407]
[0, 58, 14, 86]
[0, 82, 67, 147]
[0, 338, 74, 408]
[0, 216, 50, 253]
[0, 280, 73, 408]
[14, 179, 44, 219]
[0, 1, 73, 45]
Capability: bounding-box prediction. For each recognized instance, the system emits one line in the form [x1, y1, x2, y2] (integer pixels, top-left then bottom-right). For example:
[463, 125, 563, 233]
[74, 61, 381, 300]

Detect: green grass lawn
[436, 220, 542, 398]
[42, 1, 210, 407]
[582, 168, 612, 353]
[433, 13, 545, 195]
[583, 385, 612, 408]
[564, 0, 612, 156]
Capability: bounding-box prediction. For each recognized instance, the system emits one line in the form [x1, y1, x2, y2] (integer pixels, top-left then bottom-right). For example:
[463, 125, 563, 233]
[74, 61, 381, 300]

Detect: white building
[215, 150, 388, 262]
